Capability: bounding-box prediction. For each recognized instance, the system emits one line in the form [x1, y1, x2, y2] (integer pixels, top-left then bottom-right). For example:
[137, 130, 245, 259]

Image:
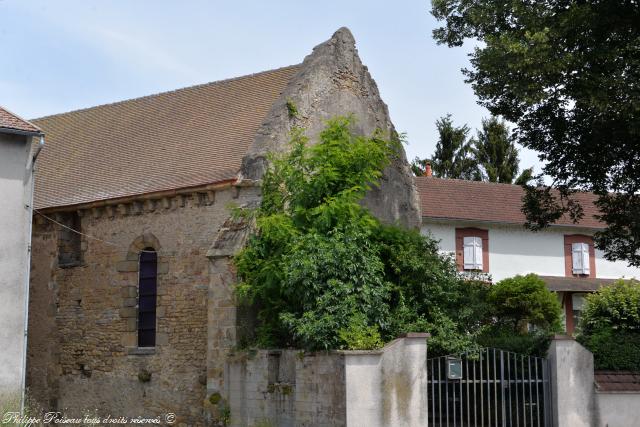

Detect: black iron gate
[426, 348, 552, 427]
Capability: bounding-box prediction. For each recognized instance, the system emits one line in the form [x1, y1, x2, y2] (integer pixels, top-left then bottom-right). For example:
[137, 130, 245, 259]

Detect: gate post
[547, 336, 597, 427]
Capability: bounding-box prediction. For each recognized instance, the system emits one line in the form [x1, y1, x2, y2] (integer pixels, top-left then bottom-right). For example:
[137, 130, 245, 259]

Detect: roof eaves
[0, 126, 43, 137]
[421, 215, 605, 230]
[36, 177, 240, 212]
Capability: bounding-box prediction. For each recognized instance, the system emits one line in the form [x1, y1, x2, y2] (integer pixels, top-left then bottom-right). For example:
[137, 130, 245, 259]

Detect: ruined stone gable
[241, 27, 421, 229]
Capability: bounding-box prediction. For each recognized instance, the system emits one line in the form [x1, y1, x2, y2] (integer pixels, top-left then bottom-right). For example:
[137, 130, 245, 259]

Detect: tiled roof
[0, 106, 42, 135]
[416, 176, 603, 229]
[540, 276, 617, 292]
[32, 65, 300, 209]
[595, 371, 640, 392]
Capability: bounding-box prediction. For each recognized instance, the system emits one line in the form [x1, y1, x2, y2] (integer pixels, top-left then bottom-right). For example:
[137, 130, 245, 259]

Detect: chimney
[424, 162, 433, 177]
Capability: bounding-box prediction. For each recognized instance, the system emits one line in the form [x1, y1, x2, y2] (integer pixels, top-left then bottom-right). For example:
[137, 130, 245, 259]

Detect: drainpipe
[20, 134, 44, 415]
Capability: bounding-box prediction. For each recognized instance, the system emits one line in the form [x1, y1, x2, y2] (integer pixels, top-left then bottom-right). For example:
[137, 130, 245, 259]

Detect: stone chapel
[26, 28, 420, 425]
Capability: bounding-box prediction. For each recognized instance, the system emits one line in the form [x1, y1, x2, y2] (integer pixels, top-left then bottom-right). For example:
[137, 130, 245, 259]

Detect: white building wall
[422, 219, 640, 283]
[0, 133, 33, 396]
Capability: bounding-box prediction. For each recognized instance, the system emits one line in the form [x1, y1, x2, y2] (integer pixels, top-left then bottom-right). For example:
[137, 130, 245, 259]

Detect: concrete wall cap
[400, 332, 431, 339]
[552, 334, 575, 340]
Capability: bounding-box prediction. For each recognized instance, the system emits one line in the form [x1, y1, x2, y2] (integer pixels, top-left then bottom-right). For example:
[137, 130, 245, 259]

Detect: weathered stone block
[120, 286, 137, 298]
[156, 332, 169, 346]
[157, 262, 169, 274]
[116, 260, 138, 272]
[119, 307, 136, 318]
[120, 333, 136, 347]
[122, 298, 136, 308]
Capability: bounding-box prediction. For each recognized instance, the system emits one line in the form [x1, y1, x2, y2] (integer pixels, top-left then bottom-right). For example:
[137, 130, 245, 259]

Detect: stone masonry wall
[27, 185, 255, 426]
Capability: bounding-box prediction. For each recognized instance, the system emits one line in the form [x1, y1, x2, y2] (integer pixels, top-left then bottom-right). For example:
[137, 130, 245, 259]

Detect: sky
[0, 0, 542, 172]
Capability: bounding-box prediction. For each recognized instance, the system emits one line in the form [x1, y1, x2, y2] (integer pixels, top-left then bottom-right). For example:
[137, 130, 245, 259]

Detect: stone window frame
[116, 232, 169, 354]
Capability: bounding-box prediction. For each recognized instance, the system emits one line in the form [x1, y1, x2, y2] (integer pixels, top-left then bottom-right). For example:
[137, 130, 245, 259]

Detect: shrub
[579, 328, 640, 371]
[478, 327, 552, 357]
[488, 274, 562, 333]
[338, 313, 383, 350]
[579, 279, 640, 334]
[577, 280, 640, 370]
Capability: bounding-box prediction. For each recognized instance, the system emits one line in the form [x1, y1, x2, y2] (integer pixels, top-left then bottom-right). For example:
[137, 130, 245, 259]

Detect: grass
[0, 391, 43, 427]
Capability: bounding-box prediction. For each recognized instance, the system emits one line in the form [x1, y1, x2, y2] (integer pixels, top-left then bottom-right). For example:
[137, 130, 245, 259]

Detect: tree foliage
[487, 274, 562, 333]
[478, 274, 562, 356]
[579, 280, 640, 334]
[413, 115, 532, 184]
[471, 117, 532, 184]
[236, 117, 489, 353]
[431, 0, 640, 266]
[412, 114, 478, 179]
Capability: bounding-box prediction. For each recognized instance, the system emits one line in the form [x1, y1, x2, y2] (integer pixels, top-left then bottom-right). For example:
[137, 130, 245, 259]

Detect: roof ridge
[32, 63, 301, 122]
[416, 176, 598, 196]
[416, 176, 523, 189]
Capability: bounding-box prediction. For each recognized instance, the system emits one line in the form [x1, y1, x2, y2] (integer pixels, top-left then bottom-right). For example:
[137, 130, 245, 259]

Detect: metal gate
[426, 348, 552, 427]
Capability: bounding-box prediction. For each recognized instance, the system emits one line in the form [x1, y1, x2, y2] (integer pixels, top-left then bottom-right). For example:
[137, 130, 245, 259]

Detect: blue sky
[0, 0, 541, 170]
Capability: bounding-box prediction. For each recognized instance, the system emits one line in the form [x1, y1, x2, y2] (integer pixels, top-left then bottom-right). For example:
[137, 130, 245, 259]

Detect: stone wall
[27, 185, 257, 425]
[223, 334, 428, 427]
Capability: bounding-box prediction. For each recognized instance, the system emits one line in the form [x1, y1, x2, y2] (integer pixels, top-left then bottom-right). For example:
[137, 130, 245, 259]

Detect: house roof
[415, 176, 603, 229]
[0, 106, 42, 136]
[32, 65, 300, 209]
[595, 371, 640, 392]
[540, 276, 617, 292]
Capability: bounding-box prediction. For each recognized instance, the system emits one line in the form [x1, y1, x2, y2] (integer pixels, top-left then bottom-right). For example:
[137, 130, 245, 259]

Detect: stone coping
[232, 333, 430, 358]
[552, 334, 575, 340]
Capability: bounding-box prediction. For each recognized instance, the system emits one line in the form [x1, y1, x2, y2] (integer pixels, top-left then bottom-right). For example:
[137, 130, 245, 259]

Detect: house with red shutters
[415, 173, 640, 334]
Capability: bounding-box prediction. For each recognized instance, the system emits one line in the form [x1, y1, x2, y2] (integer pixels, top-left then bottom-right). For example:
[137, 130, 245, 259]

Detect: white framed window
[463, 236, 483, 270]
[571, 243, 590, 275]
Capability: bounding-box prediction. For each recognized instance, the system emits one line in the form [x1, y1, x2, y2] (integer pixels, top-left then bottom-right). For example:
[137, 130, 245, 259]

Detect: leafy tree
[471, 117, 533, 184]
[487, 274, 562, 333]
[577, 280, 640, 370]
[412, 114, 478, 179]
[236, 117, 490, 352]
[431, 0, 640, 266]
[478, 274, 562, 356]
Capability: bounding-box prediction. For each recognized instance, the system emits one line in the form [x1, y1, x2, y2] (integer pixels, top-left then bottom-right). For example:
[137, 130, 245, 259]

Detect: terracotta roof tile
[416, 176, 603, 229]
[595, 371, 640, 392]
[32, 65, 300, 209]
[0, 106, 42, 135]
